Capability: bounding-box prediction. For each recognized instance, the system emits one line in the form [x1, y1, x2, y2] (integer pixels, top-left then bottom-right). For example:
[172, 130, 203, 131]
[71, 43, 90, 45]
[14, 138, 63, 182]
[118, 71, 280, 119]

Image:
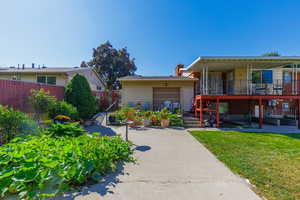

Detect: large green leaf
[12, 168, 39, 182]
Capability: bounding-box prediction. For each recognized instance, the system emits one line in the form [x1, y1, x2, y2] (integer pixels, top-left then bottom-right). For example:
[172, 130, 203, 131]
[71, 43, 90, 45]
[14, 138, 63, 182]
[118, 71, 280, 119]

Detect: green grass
[189, 130, 300, 200]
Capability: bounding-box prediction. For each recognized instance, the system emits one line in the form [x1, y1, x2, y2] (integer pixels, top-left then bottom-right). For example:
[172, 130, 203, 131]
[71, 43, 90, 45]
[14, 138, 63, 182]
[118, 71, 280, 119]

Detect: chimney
[17, 64, 20, 69]
[38, 65, 40, 69]
[175, 64, 184, 76]
[32, 63, 35, 68]
[22, 64, 25, 70]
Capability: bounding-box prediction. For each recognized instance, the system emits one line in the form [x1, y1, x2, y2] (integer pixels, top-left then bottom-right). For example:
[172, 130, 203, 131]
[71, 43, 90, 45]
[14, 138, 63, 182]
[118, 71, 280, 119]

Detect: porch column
[216, 98, 220, 128]
[202, 68, 205, 94]
[206, 66, 208, 94]
[194, 98, 198, 118]
[199, 98, 203, 127]
[259, 98, 263, 129]
[298, 98, 300, 129]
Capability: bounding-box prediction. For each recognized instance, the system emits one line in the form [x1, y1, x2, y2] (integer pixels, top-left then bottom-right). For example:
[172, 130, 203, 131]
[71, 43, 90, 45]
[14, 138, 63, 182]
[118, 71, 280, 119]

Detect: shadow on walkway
[86, 124, 117, 136]
[58, 162, 127, 200]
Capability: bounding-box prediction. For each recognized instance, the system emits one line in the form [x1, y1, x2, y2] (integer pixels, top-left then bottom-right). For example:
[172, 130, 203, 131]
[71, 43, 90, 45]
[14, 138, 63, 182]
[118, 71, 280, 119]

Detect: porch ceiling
[184, 56, 300, 72]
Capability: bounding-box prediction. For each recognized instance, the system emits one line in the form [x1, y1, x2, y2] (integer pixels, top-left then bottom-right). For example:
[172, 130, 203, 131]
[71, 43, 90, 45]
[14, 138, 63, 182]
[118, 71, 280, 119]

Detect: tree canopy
[83, 41, 137, 89]
[262, 51, 280, 56]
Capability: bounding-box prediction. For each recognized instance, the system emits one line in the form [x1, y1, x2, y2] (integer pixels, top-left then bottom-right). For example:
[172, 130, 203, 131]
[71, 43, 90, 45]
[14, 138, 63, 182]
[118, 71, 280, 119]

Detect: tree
[84, 41, 137, 89]
[64, 74, 97, 120]
[262, 51, 280, 56]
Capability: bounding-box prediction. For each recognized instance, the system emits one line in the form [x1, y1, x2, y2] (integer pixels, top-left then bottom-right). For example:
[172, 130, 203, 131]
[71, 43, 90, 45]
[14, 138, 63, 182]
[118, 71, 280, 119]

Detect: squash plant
[0, 129, 133, 199]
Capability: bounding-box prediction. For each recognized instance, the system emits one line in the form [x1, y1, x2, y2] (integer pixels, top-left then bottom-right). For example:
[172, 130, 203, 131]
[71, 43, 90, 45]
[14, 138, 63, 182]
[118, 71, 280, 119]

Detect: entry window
[37, 76, 57, 85]
[252, 70, 273, 84]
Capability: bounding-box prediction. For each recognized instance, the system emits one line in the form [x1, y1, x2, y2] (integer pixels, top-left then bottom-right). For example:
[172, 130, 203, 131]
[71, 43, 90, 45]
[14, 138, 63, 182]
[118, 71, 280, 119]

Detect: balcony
[196, 79, 300, 96]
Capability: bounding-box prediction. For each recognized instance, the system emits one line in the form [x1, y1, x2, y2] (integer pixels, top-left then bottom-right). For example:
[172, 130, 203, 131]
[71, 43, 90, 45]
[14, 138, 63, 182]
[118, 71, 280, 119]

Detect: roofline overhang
[119, 78, 198, 82]
[186, 56, 300, 72]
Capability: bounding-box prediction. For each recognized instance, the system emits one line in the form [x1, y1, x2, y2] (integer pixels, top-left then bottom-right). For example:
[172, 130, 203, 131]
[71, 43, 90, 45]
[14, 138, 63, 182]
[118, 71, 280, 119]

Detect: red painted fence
[0, 79, 65, 112]
[0, 79, 120, 112]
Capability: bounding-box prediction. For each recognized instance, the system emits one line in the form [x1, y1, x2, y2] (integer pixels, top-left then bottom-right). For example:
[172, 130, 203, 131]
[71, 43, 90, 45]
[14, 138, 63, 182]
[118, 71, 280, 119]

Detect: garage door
[153, 87, 180, 110]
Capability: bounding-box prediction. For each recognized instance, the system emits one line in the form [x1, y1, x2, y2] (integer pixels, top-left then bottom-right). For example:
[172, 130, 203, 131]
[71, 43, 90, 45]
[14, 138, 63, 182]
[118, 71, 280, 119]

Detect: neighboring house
[120, 56, 300, 129]
[0, 66, 106, 91]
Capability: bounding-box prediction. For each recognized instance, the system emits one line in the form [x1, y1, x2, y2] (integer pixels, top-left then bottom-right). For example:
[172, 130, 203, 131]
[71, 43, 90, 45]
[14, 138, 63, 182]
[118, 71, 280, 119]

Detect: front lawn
[190, 130, 300, 200]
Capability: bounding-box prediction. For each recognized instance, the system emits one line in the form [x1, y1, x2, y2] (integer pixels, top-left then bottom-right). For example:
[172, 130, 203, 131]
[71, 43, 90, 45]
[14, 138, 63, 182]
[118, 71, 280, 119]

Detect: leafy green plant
[169, 114, 184, 126]
[0, 105, 36, 144]
[160, 108, 171, 119]
[65, 74, 97, 120]
[115, 107, 136, 122]
[28, 89, 56, 121]
[48, 101, 78, 120]
[0, 133, 133, 199]
[45, 122, 85, 137]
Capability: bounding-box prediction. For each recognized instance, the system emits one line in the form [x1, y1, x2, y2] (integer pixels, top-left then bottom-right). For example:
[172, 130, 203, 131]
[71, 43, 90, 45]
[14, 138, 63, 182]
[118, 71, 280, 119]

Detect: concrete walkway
[64, 126, 261, 200]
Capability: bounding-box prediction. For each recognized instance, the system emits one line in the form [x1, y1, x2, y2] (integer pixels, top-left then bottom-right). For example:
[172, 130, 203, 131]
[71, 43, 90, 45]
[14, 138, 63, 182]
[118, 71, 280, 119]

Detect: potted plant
[160, 108, 170, 128]
[143, 111, 152, 127]
[151, 112, 160, 126]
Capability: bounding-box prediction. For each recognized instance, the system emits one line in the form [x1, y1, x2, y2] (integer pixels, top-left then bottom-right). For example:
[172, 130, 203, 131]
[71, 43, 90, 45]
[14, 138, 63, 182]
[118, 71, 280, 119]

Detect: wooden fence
[0, 79, 64, 112]
[0, 79, 120, 112]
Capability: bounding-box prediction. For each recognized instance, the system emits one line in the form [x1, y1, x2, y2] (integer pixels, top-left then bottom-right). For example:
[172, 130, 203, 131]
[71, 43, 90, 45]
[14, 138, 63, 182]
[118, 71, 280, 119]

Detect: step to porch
[183, 113, 201, 128]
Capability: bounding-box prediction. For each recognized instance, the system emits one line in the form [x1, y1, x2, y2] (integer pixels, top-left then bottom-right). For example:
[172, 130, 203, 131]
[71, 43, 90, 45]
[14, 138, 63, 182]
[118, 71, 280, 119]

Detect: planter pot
[160, 119, 170, 128]
[143, 119, 151, 127]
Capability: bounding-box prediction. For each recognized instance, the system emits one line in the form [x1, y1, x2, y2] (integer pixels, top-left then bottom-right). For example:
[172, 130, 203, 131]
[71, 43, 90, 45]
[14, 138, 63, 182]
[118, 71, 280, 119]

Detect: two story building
[120, 56, 300, 129]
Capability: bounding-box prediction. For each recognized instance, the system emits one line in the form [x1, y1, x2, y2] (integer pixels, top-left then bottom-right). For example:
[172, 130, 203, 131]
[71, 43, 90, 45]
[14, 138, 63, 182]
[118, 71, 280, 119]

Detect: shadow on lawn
[85, 124, 117, 136]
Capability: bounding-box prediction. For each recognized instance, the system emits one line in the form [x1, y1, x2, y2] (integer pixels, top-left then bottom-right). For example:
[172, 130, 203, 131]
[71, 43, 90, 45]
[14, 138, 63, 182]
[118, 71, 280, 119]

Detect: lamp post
[123, 120, 134, 141]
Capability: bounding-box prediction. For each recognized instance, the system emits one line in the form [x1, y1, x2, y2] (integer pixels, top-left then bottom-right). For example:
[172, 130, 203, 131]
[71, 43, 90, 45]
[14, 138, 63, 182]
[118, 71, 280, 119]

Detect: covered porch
[194, 95, 300, 129]
[182, 56, 300, 96]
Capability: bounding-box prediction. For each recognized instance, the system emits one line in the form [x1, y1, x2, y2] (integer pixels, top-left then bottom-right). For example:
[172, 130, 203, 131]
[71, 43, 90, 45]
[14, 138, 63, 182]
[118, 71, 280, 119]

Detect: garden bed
[109, 107, 184, 128]
[0, 123, 133, 199]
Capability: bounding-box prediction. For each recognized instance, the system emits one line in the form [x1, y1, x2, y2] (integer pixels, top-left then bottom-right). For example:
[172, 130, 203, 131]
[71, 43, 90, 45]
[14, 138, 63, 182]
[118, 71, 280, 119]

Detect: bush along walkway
[70, 127, 261, 200]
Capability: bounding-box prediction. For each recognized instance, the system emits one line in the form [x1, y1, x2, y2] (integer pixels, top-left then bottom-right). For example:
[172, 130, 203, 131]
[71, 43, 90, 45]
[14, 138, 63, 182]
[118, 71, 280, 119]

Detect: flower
[54, 115, 71, 121]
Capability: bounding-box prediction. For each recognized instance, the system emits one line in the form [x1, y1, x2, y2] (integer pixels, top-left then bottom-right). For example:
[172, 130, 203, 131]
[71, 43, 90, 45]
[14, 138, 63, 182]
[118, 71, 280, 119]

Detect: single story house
[0, 66, 106, 91]
[119, 75, 197, 111]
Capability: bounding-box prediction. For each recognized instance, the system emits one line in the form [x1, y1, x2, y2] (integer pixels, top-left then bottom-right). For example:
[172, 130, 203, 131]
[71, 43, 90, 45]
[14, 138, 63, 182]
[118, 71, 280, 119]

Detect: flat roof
[119, 75, 197, 81]
[183, 56, 300, 72]
[0, 67, 91, 74]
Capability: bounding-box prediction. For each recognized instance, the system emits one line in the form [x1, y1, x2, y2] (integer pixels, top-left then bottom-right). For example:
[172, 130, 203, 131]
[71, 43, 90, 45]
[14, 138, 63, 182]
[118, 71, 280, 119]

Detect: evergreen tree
[65, 74, 97, 119]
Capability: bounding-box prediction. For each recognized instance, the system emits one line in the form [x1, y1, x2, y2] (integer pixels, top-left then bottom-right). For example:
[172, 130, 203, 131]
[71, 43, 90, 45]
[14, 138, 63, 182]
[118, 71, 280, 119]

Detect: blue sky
[1, 0, 300, 75]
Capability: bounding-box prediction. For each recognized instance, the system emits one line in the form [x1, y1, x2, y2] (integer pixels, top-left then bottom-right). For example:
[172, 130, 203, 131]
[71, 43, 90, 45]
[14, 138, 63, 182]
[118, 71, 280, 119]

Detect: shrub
[45, 122, 85, 137]
[48, 101, 78, 120]
[0, 134, 133, 199]
[169, 114, 184, 126]
[0, 105, 36, 144]
[65, 74, 97, 120]
[28, 89, 56, 121]
[160, 108, 171, 119]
